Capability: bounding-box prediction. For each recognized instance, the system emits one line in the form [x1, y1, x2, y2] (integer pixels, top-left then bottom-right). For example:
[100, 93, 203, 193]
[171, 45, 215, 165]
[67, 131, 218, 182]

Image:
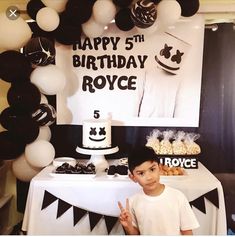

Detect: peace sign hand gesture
[118, 198, 133, 228]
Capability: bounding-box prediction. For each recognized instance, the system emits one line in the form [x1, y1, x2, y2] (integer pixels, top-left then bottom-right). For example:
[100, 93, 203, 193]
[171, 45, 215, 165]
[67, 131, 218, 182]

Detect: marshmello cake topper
[82, 119, 111, 149]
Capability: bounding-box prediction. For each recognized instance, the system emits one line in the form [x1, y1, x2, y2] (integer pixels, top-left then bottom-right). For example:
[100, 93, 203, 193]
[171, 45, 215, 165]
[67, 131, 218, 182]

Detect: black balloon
[112, 0, 132, 7]
[32, 103, 56, 126]
[53, 12, 82, 45]
[27, 0, 45, 20]
[7, 82, 41, 113]
[65, 0, 95, 25]
[28, 22, 54, 40]
[0, 51, 32, 83]
[151, 0, 161, 4]
[131, 0, 157, 28]
[0, 131, 25, 160]
[8, 117, 40, 144]
[23, 37, 55, 66]
[0, 107, 30, 130]
[176, 0, 199, 17]
[115, 8, 135, 31]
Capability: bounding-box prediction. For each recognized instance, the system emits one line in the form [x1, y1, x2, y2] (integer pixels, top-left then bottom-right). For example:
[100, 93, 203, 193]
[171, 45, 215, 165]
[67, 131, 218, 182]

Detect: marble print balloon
[32, 103, 56, 126]
[23, 37, 55, 66]
[131, 0, 157, 29]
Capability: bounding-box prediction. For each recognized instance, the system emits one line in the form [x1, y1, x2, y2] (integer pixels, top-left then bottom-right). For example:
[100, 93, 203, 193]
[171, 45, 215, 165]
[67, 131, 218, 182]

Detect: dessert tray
[49, 171, 96, 179]
[160, 170, 188, 181]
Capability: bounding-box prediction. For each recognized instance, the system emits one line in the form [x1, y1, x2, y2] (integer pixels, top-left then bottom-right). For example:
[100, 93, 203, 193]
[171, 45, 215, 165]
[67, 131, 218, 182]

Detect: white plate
[53, 157, 76, 167]
[106, 174, 129, 179]
[49, 171, 96, 179]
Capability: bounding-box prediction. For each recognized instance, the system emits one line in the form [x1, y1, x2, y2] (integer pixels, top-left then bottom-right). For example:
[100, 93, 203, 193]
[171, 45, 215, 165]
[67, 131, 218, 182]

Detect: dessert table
[22, 161, 227, 235]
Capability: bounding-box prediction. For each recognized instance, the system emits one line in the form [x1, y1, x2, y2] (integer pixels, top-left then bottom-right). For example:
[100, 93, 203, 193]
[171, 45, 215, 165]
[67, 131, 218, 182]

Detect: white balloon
[41, 0, 68, 12]
[93, 0, 116, 25]
[0, 13, 32, 50]
[157, 0, 181, 28]
[82, 17, 105, 38]
[12, 154, 41, 182]
[30, 65, 66, 95]
[25, 140, 55, 168]
[40, 94, 48, 104]
[56, 96, 73, 124]
[36, 7, 60, 32]
[36, 126, 51, 141]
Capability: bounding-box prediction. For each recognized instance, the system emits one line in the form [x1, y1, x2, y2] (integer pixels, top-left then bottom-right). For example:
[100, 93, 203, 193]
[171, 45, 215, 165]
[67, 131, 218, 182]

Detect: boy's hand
[118, 198, 132, 228]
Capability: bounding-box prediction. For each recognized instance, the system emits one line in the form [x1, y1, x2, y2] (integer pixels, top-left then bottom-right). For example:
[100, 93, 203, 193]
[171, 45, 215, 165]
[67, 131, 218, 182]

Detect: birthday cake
[82, 119, 112, 149]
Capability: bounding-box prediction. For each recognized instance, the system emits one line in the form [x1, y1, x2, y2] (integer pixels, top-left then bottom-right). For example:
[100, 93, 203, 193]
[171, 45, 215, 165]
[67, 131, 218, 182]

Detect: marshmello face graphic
[155, 32, 191, 75]
[89, 127, 106, 142]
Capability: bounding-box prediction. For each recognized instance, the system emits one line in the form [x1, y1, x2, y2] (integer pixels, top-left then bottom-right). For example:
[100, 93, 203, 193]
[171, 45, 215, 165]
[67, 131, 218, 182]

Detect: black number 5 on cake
[94, 110, 100, 119]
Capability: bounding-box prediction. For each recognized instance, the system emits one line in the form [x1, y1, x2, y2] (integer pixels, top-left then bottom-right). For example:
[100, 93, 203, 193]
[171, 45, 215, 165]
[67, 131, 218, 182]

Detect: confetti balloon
[23, 37, 55, 66]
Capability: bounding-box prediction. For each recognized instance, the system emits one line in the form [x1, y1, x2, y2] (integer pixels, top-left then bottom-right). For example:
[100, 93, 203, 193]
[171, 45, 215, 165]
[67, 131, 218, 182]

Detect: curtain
[197, 23, 235, 172]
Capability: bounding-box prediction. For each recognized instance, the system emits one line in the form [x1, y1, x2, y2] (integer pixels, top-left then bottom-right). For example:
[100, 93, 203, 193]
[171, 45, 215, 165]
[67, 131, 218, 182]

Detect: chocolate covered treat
[107, 165, 116, 175]
[54, 161, 96, 175]
[55, 165, 66, 174]
[116, 165, 128, 175]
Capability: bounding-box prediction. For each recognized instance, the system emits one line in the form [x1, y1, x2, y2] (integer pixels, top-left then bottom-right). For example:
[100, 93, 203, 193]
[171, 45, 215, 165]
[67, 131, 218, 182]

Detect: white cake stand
[76, 146, 119, 172]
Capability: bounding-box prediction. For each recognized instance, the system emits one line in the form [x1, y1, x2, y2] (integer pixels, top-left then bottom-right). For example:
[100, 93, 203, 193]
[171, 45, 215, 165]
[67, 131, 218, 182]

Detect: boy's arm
[123, 225, 140, 235]
[181, 229, 193, 235]
[118, 199, 140, 235]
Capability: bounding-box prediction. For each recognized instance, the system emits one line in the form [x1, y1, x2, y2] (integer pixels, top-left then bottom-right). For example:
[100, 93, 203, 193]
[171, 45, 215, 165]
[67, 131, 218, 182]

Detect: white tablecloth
[22, 162, 227, 235]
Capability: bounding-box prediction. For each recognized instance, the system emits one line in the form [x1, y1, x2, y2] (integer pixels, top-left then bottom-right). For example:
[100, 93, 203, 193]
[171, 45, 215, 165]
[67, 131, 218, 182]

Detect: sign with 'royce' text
[159, 156, 198, 169]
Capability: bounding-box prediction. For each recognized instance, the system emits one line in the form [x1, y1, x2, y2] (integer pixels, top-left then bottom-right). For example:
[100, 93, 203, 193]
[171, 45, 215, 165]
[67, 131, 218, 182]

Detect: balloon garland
[0, 0, 200, 181]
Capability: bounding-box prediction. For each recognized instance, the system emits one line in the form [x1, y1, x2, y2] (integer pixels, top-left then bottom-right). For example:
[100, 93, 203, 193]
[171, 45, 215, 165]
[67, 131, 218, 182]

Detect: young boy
[118, 146, 199, 235]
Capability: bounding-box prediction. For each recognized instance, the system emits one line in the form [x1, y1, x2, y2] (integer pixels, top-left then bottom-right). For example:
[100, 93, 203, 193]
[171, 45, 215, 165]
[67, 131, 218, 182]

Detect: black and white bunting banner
[41, 190, 119, 234]
[41, 188, 219, 233]
[189, 188, 219, 213]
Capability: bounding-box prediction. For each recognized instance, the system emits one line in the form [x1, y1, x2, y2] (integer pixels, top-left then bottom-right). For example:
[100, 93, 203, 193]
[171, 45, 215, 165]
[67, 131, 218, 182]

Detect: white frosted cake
[82, 119, 112, 149]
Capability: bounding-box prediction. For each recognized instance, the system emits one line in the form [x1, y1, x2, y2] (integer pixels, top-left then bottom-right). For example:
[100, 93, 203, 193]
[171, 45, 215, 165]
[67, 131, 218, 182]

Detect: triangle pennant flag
[204, 188, 219, 208]
[57, 199, 72, 218]
[41, 190, 58, 210]
[88, 211, 103, 231]
[104, 215, 119, 235]
[73, 206, 87, 226]
[190, 195, 206, 214]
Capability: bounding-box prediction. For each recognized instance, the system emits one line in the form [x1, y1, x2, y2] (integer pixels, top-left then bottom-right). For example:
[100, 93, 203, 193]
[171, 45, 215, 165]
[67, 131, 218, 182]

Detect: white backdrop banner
[56, 14, 204, 127]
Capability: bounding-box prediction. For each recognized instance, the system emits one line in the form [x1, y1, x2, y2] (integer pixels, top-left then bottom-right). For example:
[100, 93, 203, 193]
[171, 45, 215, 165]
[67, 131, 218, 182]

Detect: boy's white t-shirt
[129, 186, 200, 235]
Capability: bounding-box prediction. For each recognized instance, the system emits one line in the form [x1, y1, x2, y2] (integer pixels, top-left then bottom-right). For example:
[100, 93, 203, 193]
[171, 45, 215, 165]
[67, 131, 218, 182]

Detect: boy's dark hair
[128, 146, 159, 173]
